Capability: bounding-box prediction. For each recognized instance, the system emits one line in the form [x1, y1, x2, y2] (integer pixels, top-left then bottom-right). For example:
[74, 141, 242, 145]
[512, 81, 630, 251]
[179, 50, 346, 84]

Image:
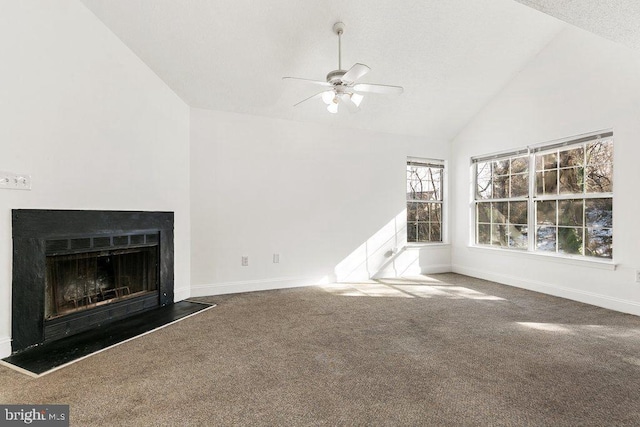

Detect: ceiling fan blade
[294, 91, 331, 107]
[353, 83, 404, 94]
[339, 93, 359, 113]
[283, 77, 332, 87]
[341, 63, 370, 83]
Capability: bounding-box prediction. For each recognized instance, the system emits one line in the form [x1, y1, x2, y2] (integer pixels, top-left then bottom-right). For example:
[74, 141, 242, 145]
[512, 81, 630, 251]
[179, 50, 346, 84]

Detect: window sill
[407, 243, 451, 249]
[467, 245, 617, 270]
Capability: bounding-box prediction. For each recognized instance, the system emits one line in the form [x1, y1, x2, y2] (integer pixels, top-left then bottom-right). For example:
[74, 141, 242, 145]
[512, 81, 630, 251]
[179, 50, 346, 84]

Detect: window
[475, 152, 529, 249]
[533, 136, 613, 258]
[473, 131, 613, 259]
[407, 158, 444, 243]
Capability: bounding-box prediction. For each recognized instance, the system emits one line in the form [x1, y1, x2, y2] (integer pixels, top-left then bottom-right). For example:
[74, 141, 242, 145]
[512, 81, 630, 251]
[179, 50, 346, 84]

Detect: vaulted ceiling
[79, 0, 636, 140]
[514, 0, 640, 51]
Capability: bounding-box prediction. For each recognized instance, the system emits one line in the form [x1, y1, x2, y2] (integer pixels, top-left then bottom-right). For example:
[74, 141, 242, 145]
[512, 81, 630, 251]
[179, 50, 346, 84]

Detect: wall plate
[0, 171, 31, 190]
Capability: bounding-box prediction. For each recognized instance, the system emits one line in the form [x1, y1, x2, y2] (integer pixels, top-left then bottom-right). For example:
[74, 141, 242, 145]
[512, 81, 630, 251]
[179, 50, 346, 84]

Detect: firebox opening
[45, 246, 158, 320]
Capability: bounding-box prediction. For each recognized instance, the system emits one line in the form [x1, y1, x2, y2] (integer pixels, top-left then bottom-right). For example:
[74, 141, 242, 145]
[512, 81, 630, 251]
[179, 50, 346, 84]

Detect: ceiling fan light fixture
[327, 102, 339, 114]
[321, 91, 335, 105]
[351, 93, 363, 107]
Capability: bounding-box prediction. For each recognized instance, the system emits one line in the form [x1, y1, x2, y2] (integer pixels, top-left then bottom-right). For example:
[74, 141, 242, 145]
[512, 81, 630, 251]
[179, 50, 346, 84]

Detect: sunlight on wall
[334, 210, 421, 282]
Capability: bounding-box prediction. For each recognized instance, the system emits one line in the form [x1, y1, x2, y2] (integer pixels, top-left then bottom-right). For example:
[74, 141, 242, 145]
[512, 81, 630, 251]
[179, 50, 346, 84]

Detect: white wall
[190, 108, 450, 296]
[451, 26, 640, 315]
[0, 1, 190, 357]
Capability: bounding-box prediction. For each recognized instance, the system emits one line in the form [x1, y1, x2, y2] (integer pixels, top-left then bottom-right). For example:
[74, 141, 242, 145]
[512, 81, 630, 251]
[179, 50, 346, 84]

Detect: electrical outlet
[636, 270, 640, 283]
[241, 256, 249, 267]
[273, 253, 280, 263]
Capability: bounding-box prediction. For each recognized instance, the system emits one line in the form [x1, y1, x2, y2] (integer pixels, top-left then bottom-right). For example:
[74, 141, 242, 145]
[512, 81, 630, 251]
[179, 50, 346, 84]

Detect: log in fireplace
[11, 210, 174, 354]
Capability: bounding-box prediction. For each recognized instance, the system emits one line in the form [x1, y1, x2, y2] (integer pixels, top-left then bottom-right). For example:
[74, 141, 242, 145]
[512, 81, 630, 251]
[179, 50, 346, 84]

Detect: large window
[533, 136, 613, 257]
[473, 132, 613, 259]
[407, 158, 444, 243]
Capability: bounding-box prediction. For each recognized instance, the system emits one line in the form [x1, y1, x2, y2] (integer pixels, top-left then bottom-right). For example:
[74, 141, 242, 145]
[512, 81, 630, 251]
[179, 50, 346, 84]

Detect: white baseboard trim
[190, 276, 321, 297]
[421, 264, 452, 275]
[174, 287, 190, 302]
[452, 264, 640, 316]
[0, 336, 12, 359]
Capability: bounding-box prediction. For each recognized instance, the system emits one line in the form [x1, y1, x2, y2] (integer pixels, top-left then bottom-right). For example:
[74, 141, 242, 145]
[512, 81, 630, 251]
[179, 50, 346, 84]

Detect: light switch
[0, 171, 31, 190]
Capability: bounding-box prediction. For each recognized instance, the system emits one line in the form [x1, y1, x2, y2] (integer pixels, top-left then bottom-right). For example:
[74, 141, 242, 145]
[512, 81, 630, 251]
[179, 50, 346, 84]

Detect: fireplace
[44, 245, 158, 321]
[45, 246, 158, 320]
[11, 210, 174, 354]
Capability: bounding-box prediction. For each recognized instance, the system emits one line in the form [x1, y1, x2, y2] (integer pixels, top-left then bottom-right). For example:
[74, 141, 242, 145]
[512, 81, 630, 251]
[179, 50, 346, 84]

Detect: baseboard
[174, 287, 190, 302]
[190, 276, 322, 297]
[452, 264, 640, 316]
[421, 264, 452, 275]
[0, 336, 11, 359]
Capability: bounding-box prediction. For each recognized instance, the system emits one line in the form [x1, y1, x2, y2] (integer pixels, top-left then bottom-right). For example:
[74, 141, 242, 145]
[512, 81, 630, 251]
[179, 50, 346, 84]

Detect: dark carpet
[1, 273, 639, 426]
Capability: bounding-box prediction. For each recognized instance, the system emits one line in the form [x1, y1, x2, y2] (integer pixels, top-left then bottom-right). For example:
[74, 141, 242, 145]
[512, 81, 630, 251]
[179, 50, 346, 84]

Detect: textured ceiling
[80, 0, 564, 140]
[514, 0, 640, 51]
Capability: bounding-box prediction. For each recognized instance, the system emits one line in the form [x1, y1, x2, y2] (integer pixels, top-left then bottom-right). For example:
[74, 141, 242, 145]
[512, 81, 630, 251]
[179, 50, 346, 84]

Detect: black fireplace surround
[11, 210, 174, 354]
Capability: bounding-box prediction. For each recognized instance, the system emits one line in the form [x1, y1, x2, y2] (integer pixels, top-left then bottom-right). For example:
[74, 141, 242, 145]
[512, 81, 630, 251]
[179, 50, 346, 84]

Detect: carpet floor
[1, 273, 639, 426]
[2, 301, 213, 376]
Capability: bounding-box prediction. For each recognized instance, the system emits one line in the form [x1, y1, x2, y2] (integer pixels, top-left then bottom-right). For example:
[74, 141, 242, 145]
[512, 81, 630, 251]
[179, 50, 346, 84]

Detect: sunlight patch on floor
[318, 283, 372, 297]
[320, 282, 414, 298]
[377, 276, 442, 285]
[516, 322, 640, 337]
[434, 286, 506, 300]
[578, 325, 640, 338]
[319, 280, 505, 301]
[392, 285, 450, 298]
[516, 322, 640, 340]
[517, 322, 573, 333]
[622, 357, 640, 367]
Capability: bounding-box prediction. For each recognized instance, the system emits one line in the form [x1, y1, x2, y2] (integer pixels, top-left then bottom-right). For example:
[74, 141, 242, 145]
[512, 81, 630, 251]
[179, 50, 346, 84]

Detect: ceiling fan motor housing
[326, 69, 347, 85]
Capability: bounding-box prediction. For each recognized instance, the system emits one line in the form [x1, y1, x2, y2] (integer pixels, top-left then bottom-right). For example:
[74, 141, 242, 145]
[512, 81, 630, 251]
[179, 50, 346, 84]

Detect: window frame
[406, 157, 446, 245]
[471, 131, 613, 261]
[474, 152, 530, 250]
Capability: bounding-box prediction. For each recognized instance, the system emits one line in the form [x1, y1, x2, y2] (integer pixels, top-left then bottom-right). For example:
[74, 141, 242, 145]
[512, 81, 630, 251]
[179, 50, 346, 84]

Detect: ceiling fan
[283, 22, 403, 114]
